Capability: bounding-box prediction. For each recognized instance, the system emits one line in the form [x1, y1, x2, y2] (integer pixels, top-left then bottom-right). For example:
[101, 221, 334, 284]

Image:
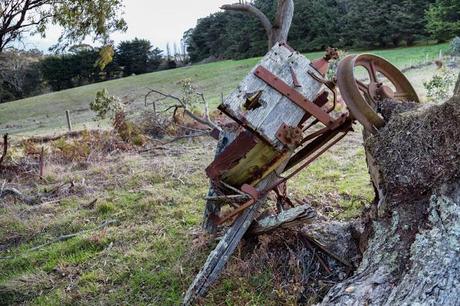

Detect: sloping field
[0, 43, 448, 136]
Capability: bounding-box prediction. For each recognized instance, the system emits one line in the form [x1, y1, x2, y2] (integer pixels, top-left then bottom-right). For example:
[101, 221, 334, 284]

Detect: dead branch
[39, 146, 45, 178]
[152, 132, 210, 146]
[145, 88, 221, 131]
[249, 205, 317, 235]
[0, 187, 36, 205]
[220, 3, 272, 39]
[0, 220, 118, 260]
[81, 198, 98, 209]
[0, 182, 75, 206]
[25, 130, 85, 144]
[0, 133, 8, 167]
[221, 0, 294, 49]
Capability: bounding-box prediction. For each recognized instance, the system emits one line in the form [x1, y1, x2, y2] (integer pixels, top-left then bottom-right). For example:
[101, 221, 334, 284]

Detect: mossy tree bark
[321, 85, 460, 304]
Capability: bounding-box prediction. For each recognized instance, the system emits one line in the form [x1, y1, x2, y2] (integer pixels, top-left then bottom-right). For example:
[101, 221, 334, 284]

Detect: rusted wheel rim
[337, 54, 419, 132]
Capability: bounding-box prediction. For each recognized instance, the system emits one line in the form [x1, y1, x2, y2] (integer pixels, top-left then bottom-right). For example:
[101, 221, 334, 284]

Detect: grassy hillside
[0, 43, 449, 136]
[0, 43, 458, 304]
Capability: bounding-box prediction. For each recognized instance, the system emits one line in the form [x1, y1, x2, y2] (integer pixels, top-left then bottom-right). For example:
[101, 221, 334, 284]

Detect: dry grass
[0, 121, 371, 305]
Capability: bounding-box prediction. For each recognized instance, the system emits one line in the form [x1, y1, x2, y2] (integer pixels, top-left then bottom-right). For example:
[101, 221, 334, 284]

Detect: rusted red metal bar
[254, 66, 333, 126]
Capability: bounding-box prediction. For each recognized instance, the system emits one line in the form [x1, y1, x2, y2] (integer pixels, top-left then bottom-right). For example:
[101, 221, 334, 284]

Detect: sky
[20, 0, 230, 53]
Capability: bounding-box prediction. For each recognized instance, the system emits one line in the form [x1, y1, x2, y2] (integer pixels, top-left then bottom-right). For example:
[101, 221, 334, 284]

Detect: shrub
[423, 68, 456, 101]
[90, 89, 124, 120]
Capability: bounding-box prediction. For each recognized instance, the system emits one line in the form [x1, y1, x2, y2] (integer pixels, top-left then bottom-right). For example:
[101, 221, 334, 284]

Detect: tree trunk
[321, 93, 460, 304]
[221, 0, 294, 50]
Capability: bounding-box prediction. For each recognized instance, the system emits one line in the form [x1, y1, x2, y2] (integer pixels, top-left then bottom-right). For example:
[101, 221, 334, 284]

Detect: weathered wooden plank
[221, 43, 324, 149]
[249, 204, 317, 235]
[222, 45, 289, 128]
[259, 55, 324, 148]
[183, 161, 289, 305]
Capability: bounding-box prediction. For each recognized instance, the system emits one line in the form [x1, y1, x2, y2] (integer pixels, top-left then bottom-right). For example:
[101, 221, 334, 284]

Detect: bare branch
[220, 3, 272, 38]
[145, 88, 221, 131]
[0, 187, 36, 205]
[197, 93, 222, 131]
[273, 0, 294, 42]
[154, 132, 209, 146]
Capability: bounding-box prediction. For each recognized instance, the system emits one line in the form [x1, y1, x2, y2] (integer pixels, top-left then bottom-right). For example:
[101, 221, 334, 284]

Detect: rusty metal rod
[261, 131, 350, 195]
[218, 130, 350, 225]
[300, 125, 332, 145]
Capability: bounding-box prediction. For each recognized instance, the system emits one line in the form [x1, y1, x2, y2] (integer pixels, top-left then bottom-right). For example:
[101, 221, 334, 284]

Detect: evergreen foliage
[185, 0, 442, 62]
[116, 38, 163, 76]
[426, 0, 460, 42]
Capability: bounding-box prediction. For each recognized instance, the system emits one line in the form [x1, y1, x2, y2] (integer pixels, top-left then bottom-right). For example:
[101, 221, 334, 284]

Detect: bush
[90, 89, 124, 120]
[423, 68, 456, 101]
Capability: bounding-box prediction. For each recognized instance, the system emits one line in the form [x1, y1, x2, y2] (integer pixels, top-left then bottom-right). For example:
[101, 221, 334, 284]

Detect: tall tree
[0, 0, 127, 53]
[221, 0, 294, 49]
[426, 0, 460, 41]
[116, 38, 162, 76]
[0, 49, 42, 102]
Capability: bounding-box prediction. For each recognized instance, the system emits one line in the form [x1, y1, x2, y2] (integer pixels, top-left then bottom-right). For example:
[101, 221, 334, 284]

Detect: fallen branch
[24, 130, 85, 143]
[0, 133, 8, 167]
[145, 88, 221, 132]
[152, 132, 210, 146]
[249, 204, 317, 235]
[0, 187, 36, 205]
[0, 220, 118, 260]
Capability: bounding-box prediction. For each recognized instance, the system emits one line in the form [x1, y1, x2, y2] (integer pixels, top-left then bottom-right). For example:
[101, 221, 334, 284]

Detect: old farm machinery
[184, 43, 419, 304]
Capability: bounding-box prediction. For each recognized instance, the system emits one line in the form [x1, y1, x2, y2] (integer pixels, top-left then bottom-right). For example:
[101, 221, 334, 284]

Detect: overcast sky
[21, 0, 230, 53]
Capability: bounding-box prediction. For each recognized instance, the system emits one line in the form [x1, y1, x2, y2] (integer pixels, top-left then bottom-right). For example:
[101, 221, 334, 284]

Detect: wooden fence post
[39, 146, 45, 179]
[65, 110, 72, 132]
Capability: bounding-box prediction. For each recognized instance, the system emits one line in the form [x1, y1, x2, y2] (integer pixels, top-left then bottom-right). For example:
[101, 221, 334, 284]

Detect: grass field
[0, 43, 449, 136]
[0, 43, 458, 305]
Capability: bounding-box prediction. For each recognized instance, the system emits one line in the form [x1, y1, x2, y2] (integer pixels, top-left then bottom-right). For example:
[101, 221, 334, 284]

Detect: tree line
[184, 0, 460, 62]
[0, 38, 188, 103]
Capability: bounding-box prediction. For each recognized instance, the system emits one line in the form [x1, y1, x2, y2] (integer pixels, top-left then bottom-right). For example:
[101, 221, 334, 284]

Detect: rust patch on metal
[254, 66, 332, 126]
[311, 47, 340, 76]
[246, 149, 288, 185]
[276, 123, 303, 147]
[205, 131, 258, 181]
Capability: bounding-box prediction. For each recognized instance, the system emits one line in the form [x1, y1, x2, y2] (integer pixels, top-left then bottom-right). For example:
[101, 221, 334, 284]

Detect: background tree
[221, 0, 294, 49]
[0, 0, 127, 53]
[184, 0, 437, 62]
[116, 38, 162, 76]
[426, 0, 460, 41]
[0, 49, 42, 103]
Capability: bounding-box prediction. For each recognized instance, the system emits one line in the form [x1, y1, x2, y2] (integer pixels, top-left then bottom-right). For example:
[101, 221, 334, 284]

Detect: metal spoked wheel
[336, 54, 419, 132]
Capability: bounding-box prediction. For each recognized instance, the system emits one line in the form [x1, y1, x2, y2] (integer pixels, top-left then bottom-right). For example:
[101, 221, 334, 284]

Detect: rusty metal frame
[254, 66, 333, 126]
[276, 123, 303, 148]
[205, 131, 258, 181]
[214, 118, 353, 225]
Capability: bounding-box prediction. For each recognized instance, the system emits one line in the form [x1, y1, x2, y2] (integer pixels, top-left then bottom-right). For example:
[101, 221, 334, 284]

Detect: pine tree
[426, 0, 460, 41]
